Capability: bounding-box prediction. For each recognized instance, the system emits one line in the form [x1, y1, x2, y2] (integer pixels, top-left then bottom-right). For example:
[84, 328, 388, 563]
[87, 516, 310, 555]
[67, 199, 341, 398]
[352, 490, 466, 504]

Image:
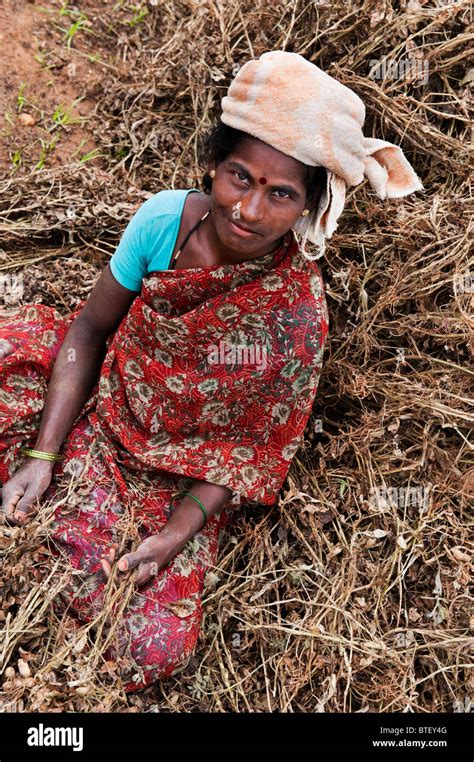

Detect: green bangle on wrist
[172, 491, 208, 530]
[22, 447, 63, 462]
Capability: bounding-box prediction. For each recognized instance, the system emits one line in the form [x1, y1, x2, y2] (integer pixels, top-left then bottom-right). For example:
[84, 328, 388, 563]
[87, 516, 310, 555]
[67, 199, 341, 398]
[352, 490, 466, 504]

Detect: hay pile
[1, 0, 472, 713]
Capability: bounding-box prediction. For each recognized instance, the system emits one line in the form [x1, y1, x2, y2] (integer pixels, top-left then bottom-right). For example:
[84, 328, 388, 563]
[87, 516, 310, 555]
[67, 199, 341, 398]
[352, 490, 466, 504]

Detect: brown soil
[0, 0, 121, 178]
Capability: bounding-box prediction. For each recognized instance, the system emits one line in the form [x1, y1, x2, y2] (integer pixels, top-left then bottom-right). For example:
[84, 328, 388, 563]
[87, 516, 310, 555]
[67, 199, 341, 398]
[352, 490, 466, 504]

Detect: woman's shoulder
[137, 188, 204, 223]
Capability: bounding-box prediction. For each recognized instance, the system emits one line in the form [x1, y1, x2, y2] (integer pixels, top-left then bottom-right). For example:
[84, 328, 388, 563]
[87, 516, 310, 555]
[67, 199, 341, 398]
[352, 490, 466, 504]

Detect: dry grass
[0, 0, 472, 713]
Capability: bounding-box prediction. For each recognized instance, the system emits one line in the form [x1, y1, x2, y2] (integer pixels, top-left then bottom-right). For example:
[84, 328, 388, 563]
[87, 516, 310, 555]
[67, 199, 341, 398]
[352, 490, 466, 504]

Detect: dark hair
[198, 119, 326, 212]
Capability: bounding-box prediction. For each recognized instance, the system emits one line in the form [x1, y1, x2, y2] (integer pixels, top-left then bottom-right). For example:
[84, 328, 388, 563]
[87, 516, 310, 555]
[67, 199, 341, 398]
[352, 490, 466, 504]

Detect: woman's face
[207, 136, 313, 255]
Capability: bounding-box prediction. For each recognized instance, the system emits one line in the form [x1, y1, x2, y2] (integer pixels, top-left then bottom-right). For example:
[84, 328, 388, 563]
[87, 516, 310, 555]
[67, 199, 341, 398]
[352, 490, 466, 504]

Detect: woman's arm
[1, 266, 138, 525]
[1, 322, 111, 525]
[161, 480, 233, 543]
[35, 264, 138, 453]
[33, 320, 109, 453]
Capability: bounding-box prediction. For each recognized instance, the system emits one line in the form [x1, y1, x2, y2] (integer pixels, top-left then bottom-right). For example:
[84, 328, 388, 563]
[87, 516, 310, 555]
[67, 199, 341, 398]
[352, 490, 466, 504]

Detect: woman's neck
[198, 206, 286, 266]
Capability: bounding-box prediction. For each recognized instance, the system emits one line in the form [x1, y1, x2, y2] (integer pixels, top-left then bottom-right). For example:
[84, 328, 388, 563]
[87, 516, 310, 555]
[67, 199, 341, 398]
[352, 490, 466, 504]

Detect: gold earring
[301, 208, 310, 216]
[209, 169, 216, 178]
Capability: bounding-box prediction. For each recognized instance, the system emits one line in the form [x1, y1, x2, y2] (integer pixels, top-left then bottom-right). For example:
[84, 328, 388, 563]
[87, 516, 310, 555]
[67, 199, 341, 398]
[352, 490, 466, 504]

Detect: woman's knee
[118, 606, 200, 688]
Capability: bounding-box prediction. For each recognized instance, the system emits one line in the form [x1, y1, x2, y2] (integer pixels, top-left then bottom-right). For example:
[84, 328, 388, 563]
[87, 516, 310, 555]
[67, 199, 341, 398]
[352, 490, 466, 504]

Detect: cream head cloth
[220, 50, 424, 258]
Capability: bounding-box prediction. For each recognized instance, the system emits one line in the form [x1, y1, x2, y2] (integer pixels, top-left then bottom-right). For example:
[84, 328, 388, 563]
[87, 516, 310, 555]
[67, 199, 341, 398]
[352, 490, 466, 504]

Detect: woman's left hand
[100, 482, 229, 587]
[101, 534, 178, 587]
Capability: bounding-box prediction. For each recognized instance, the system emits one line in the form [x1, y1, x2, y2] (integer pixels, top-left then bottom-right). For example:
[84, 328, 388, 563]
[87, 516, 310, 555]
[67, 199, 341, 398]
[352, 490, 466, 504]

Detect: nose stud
[232, 200, 242, 219]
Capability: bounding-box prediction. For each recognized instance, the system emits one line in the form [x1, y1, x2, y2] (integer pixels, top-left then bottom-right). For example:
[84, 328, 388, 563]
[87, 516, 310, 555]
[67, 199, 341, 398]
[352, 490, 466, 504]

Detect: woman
[0, 51, 422, 692]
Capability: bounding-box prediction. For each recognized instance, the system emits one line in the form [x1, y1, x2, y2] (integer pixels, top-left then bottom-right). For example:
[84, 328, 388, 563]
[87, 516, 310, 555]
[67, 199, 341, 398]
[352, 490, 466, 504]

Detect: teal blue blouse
[109, 188, 200, 292]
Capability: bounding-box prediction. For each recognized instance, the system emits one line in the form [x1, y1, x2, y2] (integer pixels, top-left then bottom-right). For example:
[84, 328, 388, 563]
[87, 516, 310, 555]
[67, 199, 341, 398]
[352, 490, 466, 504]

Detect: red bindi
[259, 176, 267, 184]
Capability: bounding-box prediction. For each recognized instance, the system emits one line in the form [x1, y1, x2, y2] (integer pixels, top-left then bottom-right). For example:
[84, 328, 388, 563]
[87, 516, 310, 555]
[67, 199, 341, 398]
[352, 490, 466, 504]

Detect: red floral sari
[0, 228, 329, 691]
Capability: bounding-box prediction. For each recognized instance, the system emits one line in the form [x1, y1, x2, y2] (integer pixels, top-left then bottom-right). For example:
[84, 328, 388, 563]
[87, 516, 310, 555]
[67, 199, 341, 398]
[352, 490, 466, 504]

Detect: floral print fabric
[0, 227, 329, 691]
[97, 227, 329, 506]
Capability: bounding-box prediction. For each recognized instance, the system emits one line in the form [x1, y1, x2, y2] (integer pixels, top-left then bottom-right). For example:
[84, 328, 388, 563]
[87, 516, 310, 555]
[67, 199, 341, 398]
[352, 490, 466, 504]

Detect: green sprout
[55, 3, 91, 50]
[35, 134, 59, 171]
[58, 0, 86, 20]
[115, 146, 129, 160]
[71, 138, 88, 157]
[339, 479, 348, 498]
[58, 0, 71, 15]
[34, 50, 55, 72]
[10, 149, 22, 173]
[79, 148, 105, 163]
[50, 97, 86, 130]
[71, 140, 105, 163]
[63, 16, 89, 49]
[128, 4, 148, 26]
[17, 82, 27, 114]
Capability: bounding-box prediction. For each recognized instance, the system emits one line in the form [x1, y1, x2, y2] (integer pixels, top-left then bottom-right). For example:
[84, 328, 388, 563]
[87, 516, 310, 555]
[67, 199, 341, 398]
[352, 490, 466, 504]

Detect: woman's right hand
[0, 458, 55, 526]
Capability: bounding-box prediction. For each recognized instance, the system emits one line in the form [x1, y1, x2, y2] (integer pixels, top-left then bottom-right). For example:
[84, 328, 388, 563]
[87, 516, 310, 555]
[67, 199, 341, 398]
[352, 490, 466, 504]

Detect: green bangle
[173, 491, 207, 530]
[22, 447, 63, 462]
